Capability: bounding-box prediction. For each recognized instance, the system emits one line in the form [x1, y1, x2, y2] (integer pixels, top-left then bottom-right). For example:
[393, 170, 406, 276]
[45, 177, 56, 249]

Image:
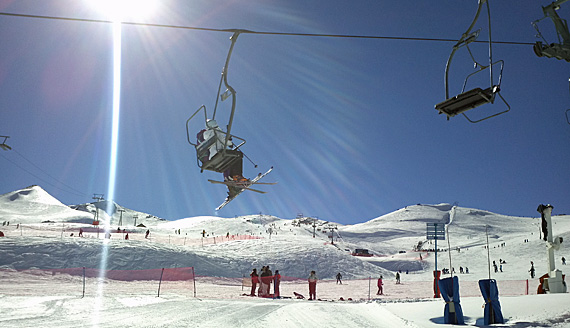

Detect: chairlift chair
[186, 31, 248, 173]
[0, 136, 11, 151]
[435, 0, 510, 123]
[186, 106, 246, 173]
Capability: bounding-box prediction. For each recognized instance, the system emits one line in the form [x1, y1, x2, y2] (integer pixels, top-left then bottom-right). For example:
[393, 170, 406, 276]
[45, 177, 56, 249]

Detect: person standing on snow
[377, 276, 384, 295]
[395, 272, 401, 284]
[265, 266, 273, 296]
[336, 272, 342, 284]
[273, 270, 281, 298]
[308, 271, 318, 300]
[259, 266, 269, 297]
[529, 261, 536, 279]
[250, 269, 259, 296]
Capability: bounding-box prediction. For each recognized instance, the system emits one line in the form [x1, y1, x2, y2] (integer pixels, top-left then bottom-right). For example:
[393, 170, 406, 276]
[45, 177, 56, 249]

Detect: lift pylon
[533, 0, 570, 61]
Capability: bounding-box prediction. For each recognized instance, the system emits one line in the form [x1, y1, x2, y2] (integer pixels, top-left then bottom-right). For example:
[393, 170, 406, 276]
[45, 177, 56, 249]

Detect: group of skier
[250, 266, 281, 298]
[249, 268, 322, 300]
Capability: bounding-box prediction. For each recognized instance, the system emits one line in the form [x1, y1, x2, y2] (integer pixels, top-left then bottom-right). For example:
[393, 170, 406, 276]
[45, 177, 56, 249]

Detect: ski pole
[243, 152, 258, 168]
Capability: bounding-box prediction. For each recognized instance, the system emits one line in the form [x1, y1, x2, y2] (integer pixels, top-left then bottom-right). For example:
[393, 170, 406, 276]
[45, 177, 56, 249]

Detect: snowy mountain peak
[1, 185, 65, 206]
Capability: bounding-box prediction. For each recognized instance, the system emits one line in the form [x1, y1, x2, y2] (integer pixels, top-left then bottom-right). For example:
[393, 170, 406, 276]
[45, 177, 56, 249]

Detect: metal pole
[82, 267, 86, 298]
[157, 268, 165, 297]
[192, 267, 197, 298]
[447, 226, 453, 278]
[486, 225, 491, 279]
[368, 276, 371, 301]
[434, 224, 438, 273]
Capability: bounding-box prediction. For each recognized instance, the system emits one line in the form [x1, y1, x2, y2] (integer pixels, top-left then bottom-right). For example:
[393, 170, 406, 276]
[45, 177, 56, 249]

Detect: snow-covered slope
[0, 186, 569, 284]
[0, 185, 93, 223]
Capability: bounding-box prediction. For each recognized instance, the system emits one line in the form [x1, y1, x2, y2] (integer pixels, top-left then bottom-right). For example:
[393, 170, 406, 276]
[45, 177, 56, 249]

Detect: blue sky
[1, 0, 569, 224]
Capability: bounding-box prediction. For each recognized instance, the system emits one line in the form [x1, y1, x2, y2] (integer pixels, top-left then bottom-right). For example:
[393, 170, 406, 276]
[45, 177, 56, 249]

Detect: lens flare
[86, 0, 158, 21]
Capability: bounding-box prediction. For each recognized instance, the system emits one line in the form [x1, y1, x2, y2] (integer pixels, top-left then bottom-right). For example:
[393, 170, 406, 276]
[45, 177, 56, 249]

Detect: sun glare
[87, 0, 158, 21]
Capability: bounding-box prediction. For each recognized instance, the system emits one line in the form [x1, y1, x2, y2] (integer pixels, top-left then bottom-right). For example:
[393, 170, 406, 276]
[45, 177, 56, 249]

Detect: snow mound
[0, 185, 92, 223]
[2, 185, 64, 206]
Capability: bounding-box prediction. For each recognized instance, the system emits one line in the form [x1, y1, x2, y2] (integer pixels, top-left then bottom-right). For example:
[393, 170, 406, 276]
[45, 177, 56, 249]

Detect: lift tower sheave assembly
[533, 0, 570, 61]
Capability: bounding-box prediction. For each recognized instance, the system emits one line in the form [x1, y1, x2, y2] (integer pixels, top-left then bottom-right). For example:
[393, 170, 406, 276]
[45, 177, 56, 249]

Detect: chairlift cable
[0, 151, 86, 197]
[0, 11, 534, 46]
[12, 148, 88, 196]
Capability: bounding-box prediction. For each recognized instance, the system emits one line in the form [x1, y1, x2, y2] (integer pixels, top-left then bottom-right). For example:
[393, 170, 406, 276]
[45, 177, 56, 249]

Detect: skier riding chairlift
[186, 30, 274, 209]
[196, 119, 248, 198]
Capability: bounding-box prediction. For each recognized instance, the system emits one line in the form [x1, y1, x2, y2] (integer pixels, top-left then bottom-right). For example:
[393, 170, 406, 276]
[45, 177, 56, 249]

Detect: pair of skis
[208, 167, 275, 210]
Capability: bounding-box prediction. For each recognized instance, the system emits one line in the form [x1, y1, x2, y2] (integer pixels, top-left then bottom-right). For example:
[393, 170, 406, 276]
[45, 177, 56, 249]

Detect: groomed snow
[0, 186, 569, 327]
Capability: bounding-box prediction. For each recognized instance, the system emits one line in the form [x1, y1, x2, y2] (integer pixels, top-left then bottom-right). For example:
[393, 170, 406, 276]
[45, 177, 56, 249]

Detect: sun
[87, 0, 158, 21]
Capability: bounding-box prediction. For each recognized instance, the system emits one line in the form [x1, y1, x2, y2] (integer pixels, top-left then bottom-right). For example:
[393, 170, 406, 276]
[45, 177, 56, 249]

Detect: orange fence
[0, 267, 539, 301]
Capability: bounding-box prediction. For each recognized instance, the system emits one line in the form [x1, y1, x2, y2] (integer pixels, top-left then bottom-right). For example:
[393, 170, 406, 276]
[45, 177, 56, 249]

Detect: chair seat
[201, 149, 243, 173]
[435, 87, 496, 117]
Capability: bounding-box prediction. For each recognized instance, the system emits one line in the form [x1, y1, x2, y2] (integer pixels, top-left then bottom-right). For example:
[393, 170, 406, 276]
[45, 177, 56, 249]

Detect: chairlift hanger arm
[444, 0, 491, 100]
[220, 31, 242, 151]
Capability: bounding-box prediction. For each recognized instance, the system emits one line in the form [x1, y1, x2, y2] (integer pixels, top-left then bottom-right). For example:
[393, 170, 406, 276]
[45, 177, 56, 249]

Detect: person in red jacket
[250, 269, 259, 296]
[377, 275, 384, 295]
[308, 271, 318, 300]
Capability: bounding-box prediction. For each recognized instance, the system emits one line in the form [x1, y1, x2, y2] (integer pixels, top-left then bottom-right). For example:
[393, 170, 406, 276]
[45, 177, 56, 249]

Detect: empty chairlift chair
[435, 0, 510, 123]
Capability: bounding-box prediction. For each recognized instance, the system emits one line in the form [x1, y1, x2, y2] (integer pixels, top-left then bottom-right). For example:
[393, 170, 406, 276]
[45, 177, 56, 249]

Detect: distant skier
[529, 261, 536, 279]
[377, 276, 384, 295]
[396, 272, 401, 284]
[336, 272, 342, 284]
[562, 257, 566, 265]
[250, 269, 259, 296]
[145, 230, 150, 239]
[308, 271, 318, 300]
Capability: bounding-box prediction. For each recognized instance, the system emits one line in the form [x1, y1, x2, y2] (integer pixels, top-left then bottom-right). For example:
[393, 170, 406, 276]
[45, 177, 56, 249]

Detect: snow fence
[0, 268, 538, 301]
